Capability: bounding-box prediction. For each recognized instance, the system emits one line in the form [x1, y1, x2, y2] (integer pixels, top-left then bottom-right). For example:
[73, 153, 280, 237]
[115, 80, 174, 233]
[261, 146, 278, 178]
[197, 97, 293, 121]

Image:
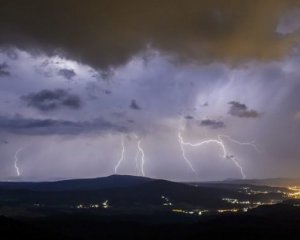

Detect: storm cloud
[0, 62, 9, 77]
[58, 68, 76, 80]
[200, 119, 225, 129]
[228, 101, 260, 118]
[0, 0, 300, 69]
[22, 89, 81, 112]
[185, 115, 194, 120]
[0, 1, 300, 181]
[130, 100, 142, 110]
[0, 115, 127, 135]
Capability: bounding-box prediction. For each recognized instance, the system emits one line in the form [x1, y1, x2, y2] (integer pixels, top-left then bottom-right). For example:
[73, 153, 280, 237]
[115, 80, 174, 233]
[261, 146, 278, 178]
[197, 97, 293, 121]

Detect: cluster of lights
[221, 196, 280, 212]
[172, 208, 245, 215]
[286, 186, 300, 199]
[172, 208, 209, 216]
[240, 185, 300, 200]
[217, 208, 239, 213]
[102, 200, 109, 209]
[76, 204, 100, 209]
[239, 187, 274, 195]
[76, 201, 109, 209]
[172, 209, 196, 215]
[161, 195, 173, 206]
[222, 198, 250, 205]
[217, 208, 249, 213]
[253, 200, 278, 206]
[198, 210, 209, 215]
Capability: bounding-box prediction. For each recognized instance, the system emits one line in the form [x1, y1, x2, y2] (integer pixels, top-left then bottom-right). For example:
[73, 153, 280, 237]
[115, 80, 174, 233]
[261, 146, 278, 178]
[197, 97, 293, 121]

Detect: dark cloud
[35, 60, 54, 78]
[0, 62, 9, 77]
[0, 115, 127, 135]
[130, 99, 142, 110]
[6, 50, 18, 60]
[22, 89, 81, 111]
[111, 112, 126, 119]
[185, 115, 194, 120]
[202, 102, 209, 107]
[228, 101, 260, 118]
[0, 0, 299, 69]
[104, 90, 112, 95]
[1, 48, 18, 60]
[200, 119, 225, 129]
[276, 9, 300, 34]
[58, 68, 76, 80]
[0, 139, 8, 144]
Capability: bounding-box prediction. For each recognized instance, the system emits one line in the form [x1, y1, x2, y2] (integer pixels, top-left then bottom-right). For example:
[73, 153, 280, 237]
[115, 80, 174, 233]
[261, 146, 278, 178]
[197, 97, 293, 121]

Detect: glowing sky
[0, 0, 300, 181]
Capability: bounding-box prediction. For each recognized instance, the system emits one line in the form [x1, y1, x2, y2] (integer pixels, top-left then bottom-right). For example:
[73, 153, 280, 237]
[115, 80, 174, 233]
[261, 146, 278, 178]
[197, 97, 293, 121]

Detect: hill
[0, 175, 152, 191]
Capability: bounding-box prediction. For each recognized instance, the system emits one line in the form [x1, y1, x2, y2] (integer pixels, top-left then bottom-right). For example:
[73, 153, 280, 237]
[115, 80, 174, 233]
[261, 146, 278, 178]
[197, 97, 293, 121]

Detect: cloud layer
[22, 89, 81, 112]
[0, 0, 300, 69]
[0, 115, 126, 135]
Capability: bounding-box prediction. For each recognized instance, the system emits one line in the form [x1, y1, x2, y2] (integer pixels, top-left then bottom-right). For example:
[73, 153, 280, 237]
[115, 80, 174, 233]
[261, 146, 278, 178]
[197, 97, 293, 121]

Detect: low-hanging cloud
[22, 89, 82, 112]
[228, 101, 260, 118]
[185, 115, 194, 120]
[200, 119, 225, 129]
[0, 139, 8, 144]
[0, 115, 127, 135]
[130, 99, 142, 110]
[0, 62, 9, 77]
[58, 68, 76, 80]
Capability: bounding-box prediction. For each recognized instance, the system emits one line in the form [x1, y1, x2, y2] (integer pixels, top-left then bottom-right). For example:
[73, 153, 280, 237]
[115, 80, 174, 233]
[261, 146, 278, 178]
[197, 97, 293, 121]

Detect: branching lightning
[114, 134, 146, 176]
[218, 134, 260, 153]
[178, 124, 259, 179]
[114, 135, 125, 174]
[14, 147, 24, 177]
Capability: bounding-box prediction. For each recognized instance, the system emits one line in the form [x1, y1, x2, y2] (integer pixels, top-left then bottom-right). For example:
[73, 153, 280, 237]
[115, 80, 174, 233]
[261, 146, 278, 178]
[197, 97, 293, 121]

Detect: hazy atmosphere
[1, 0, 300, 181]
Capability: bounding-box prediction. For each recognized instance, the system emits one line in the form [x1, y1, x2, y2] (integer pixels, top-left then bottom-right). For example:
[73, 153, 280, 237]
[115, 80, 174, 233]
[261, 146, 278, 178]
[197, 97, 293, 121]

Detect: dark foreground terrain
[1, 205, 300, 240]
[1, 175, 300, 240]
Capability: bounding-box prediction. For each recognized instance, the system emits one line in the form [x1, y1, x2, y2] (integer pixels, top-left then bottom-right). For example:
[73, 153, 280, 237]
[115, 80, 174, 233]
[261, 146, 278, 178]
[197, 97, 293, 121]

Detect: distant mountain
[0, 175, 290, 212]
[0, 175, 249, 209]
[0, 175, 152, 191]
[222, 178, 300, 187]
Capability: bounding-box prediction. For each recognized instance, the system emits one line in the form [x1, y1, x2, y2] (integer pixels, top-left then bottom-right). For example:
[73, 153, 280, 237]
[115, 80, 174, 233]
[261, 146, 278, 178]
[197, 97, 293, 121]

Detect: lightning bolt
[133, 135, 145, 176]
[137, 140, 145, 176]
[134, 147, 141, 174]
[178, 125, 257, 179]
[178, 132, 197, 175]
[227, 155, 246, 179]
[218, 134, 260, 153]
[114, 135, 125, 174]
[14, 148, 24, 177]
[114, 134, 146, 176]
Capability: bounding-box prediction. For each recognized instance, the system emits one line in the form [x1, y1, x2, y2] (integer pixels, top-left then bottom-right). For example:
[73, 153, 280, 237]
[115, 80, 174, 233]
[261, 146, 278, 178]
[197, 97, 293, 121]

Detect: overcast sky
[0, 0, 300, 181]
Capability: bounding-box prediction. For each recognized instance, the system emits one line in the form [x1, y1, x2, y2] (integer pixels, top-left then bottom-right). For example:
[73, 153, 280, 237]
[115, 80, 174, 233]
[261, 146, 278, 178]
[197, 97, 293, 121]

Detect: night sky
[1, 0, 300, 181]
